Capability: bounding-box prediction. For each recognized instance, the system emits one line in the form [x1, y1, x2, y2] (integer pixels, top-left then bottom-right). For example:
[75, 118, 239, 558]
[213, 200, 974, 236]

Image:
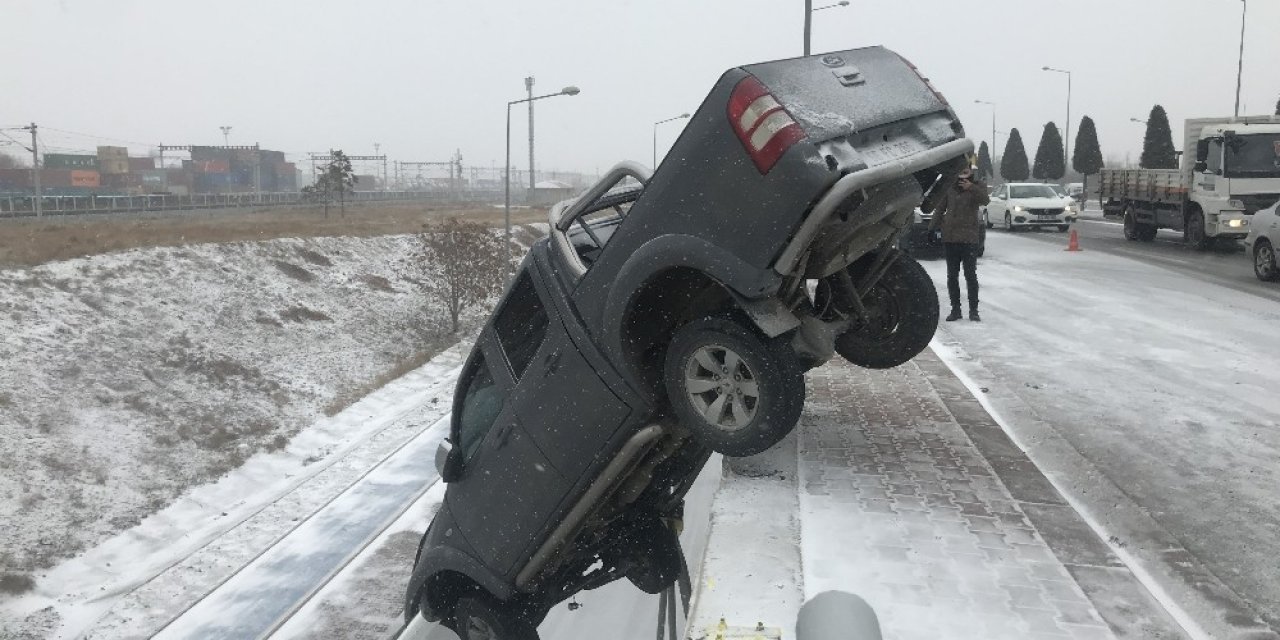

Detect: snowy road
[923, 230, 1280, 635]
[1013, 213, 1280, 304]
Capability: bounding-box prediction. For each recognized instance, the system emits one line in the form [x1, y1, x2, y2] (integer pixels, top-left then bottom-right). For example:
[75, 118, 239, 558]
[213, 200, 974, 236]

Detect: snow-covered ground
[924, 231, 1280, 636]
[0, 233, 485, 636]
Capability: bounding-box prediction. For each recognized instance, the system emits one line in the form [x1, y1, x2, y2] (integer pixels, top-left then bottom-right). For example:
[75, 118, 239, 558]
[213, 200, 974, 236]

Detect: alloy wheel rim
[1259, 245, 1277, 277]
[683, 344, 759, 431]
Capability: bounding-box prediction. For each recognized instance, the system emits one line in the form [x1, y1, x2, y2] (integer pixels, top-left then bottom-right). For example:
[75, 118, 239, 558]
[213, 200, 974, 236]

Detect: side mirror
[436, 440, 462, 482]
[1194, 161, 1208, 173]
[1195, 139, 1210, 163]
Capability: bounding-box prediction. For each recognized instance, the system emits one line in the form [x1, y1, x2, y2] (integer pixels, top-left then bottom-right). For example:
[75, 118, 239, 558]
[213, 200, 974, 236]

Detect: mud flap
[729, 293, 800, 338]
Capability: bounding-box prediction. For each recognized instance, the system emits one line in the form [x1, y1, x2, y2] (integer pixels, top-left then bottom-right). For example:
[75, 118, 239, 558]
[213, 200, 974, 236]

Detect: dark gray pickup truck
[406, 45, 973, 640]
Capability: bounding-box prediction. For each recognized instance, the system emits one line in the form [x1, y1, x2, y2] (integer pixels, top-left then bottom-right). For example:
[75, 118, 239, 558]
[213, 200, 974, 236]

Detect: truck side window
[493, 271, 549, 380]
[1207, 139, 1223, 174]
[457, 355, 503, 462]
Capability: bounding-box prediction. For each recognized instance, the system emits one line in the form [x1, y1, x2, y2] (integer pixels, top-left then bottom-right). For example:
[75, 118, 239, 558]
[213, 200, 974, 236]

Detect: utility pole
[24, 123, 41, 218]
[1234, 0, 1247, 118]
[374, 143, 386, 191]
[804, 0, 813, 55]
[253, 144, 261, 201]
[526, 76, 536, 191]
[220, 126, 232, 147]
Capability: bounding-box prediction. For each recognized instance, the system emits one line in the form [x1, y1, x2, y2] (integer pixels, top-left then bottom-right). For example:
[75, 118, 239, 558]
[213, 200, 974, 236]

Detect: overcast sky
[4, 0, 1278, 176]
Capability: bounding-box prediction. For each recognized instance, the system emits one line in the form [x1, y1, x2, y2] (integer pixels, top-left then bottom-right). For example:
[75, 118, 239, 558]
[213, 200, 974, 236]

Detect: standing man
[928, 168, 988, 321]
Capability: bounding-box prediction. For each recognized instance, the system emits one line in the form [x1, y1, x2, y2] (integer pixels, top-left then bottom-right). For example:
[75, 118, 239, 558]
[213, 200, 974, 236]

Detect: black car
[406, 46, 973, 639]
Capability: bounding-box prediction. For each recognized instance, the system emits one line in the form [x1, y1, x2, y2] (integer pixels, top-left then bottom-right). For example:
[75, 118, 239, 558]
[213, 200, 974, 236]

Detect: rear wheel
[664, 316, 804, 457]
[1136, 224, 1157, 242]
[1256, 240, 1280, 282]
[984, 210, 993, 229]
[1123, 209, 1138, 241]
[834, 255, 939, 370]
[453, 594, 540, 640]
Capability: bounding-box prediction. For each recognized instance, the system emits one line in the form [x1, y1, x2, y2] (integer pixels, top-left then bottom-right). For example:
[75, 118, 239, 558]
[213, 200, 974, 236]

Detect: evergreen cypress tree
[1072, 115, 1104, 197]
[977, 141, 994, 181]
[1140, 105, 1178, 169]
[1000, 128, 1030, 181]
[1032, 122, 1066, 181]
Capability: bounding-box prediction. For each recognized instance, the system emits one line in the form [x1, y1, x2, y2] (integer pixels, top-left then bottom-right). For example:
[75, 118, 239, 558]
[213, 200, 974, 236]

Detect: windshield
[1225, 134, 1280, 178]
[1009, 185, 1062, 199]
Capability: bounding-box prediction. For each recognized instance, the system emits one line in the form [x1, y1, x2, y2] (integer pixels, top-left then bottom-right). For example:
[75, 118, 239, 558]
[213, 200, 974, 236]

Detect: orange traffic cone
[1065, 227, 1082, 252]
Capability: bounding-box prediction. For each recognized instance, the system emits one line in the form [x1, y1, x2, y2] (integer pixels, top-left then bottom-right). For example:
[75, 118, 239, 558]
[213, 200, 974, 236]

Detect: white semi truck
[1100, 115, 1280, 248]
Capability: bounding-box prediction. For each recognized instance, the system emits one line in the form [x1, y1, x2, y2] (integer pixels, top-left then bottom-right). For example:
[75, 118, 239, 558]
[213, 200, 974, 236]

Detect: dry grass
[322, 339, 450, 417]
[0, 201, 549, 268]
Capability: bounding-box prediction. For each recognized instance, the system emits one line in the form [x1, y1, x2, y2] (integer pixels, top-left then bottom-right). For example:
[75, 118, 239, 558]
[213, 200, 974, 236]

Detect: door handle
[544, 351, 562, 374]
[494, 421, 515, 449]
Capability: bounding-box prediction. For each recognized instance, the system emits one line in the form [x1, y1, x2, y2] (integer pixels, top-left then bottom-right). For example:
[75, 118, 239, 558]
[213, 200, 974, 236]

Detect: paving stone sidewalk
[796, 350, 1188, 640]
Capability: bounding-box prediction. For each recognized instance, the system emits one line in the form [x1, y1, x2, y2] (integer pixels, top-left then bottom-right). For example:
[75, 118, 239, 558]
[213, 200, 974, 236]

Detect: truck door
[446, 273, 571, 579]
[509, 261, 635, 484]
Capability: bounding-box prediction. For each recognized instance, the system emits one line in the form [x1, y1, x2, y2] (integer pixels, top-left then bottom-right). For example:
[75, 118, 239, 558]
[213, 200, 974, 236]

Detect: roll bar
[549, 161, 652, 280]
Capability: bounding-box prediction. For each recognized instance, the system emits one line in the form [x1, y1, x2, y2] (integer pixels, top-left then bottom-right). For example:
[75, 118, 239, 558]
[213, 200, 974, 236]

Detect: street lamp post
[1130, 118, 1147, 125]
[1042, 66, 1072, 168]
[219, 126, 232, 147]
[804, 0, 850, 56]
[1234, 0, 1247, 118]
[506, 85, 580, 245]
[653, 113, 691, 169]
[974, 99, 997, 155]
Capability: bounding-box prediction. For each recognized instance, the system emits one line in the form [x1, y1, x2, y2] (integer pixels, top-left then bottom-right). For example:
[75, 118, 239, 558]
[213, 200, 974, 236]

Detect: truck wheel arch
[600, 236, 788, 401]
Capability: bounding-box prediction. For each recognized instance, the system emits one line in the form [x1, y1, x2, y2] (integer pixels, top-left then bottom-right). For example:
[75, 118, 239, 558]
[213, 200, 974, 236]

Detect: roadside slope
[0, 233, 455, 594]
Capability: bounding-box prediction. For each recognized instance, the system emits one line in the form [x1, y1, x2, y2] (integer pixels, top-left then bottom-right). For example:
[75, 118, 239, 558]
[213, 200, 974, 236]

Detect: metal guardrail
[0, 190, 508, 219]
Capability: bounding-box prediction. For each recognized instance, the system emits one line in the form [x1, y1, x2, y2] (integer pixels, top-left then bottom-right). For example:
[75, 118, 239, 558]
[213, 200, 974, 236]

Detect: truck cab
[1102, 115, 1280, 249]
[1189, 120, 1280, 241]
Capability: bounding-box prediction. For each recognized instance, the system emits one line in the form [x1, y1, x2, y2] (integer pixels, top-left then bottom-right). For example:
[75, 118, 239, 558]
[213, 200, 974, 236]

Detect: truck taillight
[728, 76, 807, 174]
[896, 54, 949, 107]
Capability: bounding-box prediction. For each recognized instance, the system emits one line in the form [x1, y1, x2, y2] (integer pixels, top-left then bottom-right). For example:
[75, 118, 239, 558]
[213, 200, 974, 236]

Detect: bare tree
[0, 151, 27, 169]
[417, 219, 516, 333]
[303, 150, 358, 218]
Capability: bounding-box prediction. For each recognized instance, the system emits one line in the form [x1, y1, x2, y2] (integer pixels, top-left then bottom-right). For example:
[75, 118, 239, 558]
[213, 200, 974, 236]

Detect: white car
[1243, 198, 1280, 282]
[985, 183, 1080, 232]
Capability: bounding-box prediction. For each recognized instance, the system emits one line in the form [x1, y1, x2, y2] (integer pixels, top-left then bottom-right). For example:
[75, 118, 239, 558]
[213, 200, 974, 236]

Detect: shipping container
[70, 170, 101, 188]
[194, 159, 230, 173]
[140, 170, 167, 188]
[103, 173, 142, 188]
[40, 169, 75, 188]
[99, 158, 129, 175]
[96, 145, 128, 160]
[44, 154, 98, 170]
[0, 169, 33, 188]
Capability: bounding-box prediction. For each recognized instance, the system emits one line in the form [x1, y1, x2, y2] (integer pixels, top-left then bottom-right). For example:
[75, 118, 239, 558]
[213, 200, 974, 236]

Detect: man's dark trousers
[944, 242, 979, 311]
